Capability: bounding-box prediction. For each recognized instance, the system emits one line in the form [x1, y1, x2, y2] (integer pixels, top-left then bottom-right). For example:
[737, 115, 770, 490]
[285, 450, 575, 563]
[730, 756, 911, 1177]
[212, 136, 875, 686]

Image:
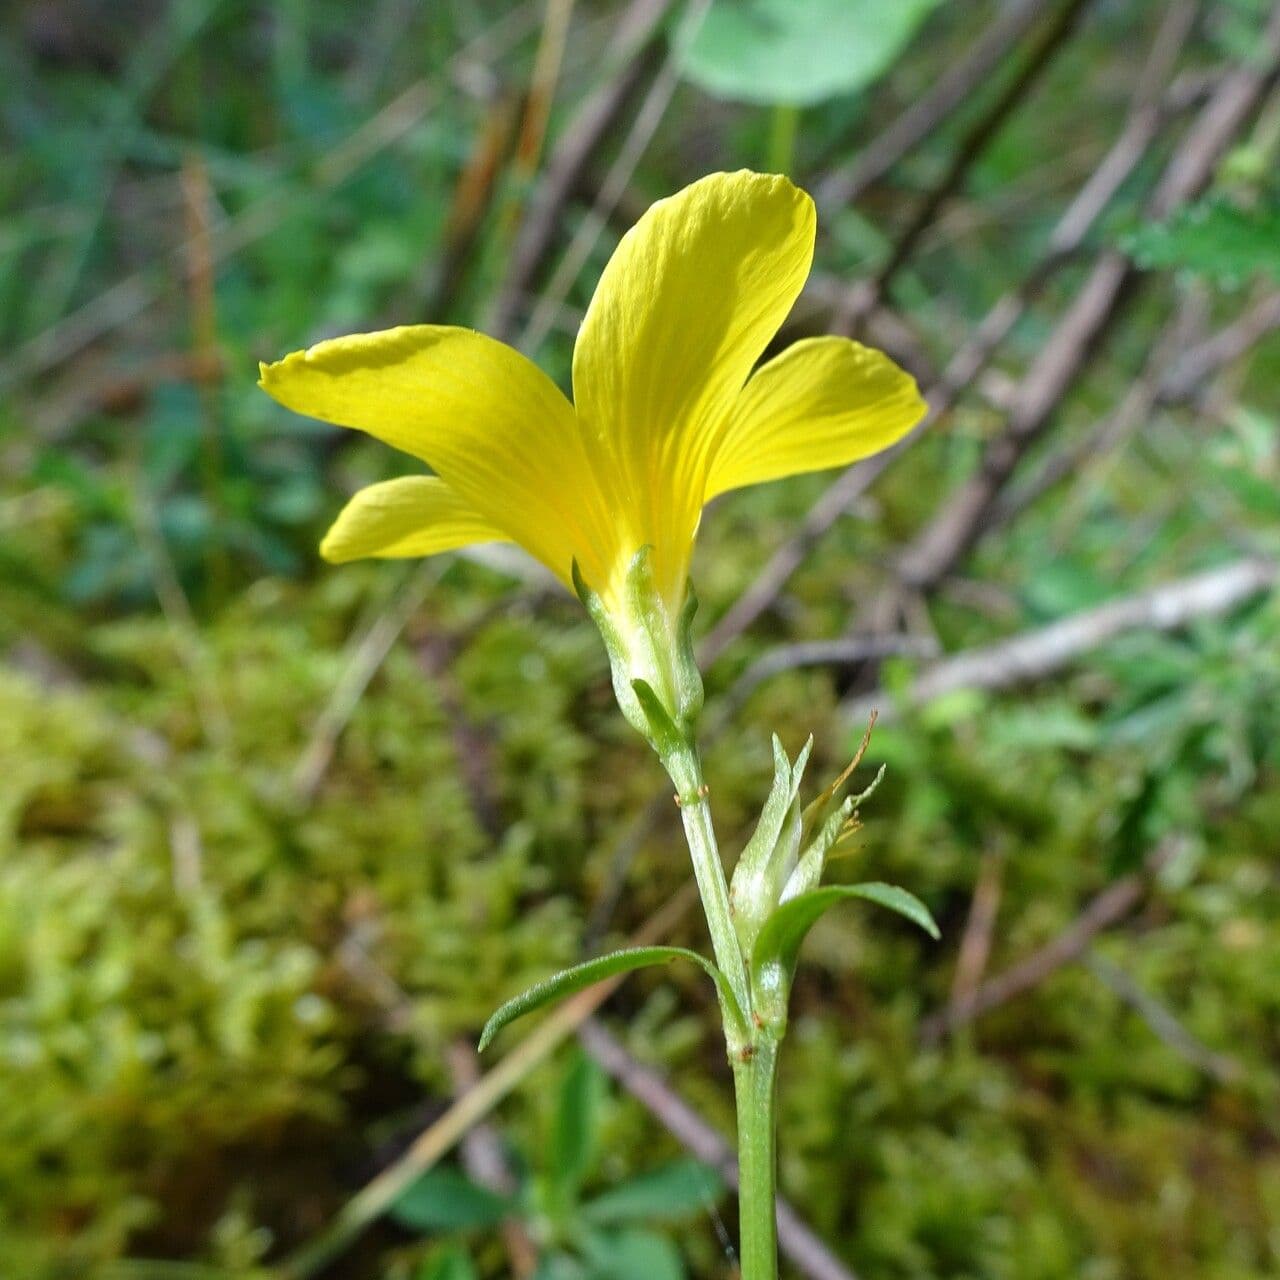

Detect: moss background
[3, 2, 1279, 1277]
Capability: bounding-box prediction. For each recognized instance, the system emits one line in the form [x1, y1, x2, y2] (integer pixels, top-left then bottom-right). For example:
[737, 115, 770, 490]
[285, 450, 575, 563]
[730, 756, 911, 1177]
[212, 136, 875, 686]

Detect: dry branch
[1083, 951, 1244, 1084]
[918, 842, 1178, 1044]
[895, 7, 1280, 592]
[578, 1019, 861, 1280]
[842, 558, 1277, 726]
[833, 0, 1097, 335]
[701, 6, 1206, 665]
[992, 289, 1280, 527]
[814, 0, 1048, 212]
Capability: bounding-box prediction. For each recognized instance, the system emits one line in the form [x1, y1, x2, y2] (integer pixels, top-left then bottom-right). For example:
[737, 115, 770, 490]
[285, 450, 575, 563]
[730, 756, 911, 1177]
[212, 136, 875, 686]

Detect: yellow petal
[260, 326, 611, 590]
[572, 171, 816, 603]
[319, 476, 509, 564]
[706, 336, 926, 500]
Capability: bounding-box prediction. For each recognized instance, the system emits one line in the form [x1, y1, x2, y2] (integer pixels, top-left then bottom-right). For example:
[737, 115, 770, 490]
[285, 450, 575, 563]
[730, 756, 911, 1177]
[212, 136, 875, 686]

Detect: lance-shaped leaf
[478, 947, 746, 1052]
[751, 882, 939, 1030]
[729, 734, 812, 950]
[782, 763, 886, 902]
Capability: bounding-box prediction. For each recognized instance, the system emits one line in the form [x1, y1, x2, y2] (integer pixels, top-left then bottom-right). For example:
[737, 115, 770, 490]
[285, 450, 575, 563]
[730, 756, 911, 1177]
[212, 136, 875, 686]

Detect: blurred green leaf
[582, 1158, 724, 1226]
[390, 1168, 510, 1232]
[1122, 197, 1280, 287]
[414, 1247, 479, 1280]
[681, 0, 941, 106]
[580, 1228, 685, 1280]
[551, 1050, 606, 1203]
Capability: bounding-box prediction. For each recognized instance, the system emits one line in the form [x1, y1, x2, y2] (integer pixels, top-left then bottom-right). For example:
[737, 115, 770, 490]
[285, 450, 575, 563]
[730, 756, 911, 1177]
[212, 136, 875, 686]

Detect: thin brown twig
[989, 287, 1280, 529]
[488, 0, 673, 337]
[893, 10, 1280, 594]
[946, 849, 1006, 1025]
[1083, 951, 1244, 1084]
[721, 635, 939, 712]
[699, 11, 1206, 666]
[578, 1019, 861, 1280]
[813, 0, 1047, 212]
[833, 0, 1097, 336]
[918, 841, 1180, 1045]
[842, 557, 1278, 727]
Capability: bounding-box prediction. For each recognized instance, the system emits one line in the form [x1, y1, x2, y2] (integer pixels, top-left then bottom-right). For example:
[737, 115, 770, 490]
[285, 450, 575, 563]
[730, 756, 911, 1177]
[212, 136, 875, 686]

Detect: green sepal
[573, 552, 703, 753]
[787, 762, 887, 900]
[781, 795, 853, 903]
[672, 582, 704, 727]
[751, 882, 939, 1033]
[478, 946, 748, 1052]
[631, 678, 685, 757]
[622, 546, 703, 735]
[570, 557, 598, 612]
[729, 734, 812, 952]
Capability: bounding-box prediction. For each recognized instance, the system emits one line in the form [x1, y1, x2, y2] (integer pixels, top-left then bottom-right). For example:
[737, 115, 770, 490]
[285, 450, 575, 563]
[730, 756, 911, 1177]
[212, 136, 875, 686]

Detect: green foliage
[681, 0, 942, 106]
[1123, 197, 1280, 288]
[478, 946, 745, 1053]
[389, 1054, 723, 1279]
[4, 1, 1280, 1277]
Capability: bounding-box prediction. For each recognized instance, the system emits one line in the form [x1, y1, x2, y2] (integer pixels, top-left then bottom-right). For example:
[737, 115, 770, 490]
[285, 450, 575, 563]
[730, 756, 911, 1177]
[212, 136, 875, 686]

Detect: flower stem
[662, 740, 750, 1023]
[734, 1040, 779, 1280]
[766, 103, 799, 175]
[663, 738, 780, 1279]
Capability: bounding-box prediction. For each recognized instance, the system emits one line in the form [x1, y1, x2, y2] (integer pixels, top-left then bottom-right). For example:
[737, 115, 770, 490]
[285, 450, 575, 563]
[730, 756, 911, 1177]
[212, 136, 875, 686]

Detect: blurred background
[4, 1, 1280, 1277]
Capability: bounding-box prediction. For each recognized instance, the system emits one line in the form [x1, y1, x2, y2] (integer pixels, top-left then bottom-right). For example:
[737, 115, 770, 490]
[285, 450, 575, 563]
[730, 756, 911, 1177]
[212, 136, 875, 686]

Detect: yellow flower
[260, 170, 924, 620]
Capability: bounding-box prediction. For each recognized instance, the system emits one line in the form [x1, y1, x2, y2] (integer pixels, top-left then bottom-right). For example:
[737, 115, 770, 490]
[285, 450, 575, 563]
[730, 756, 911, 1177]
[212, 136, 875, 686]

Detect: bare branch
[919, 843, 1179, 1044]
[895, 12, 1280, 592]
[723, 634, 939, 709]
[578, 1019, 861, 1280]
[947, 850, 1006, 1026]
[993, 289, 1280, 526]
[833, 0, 1096, 334]
[487, 0, 673, 338]
[843, 558, 1277, 726]
[1083, 952, 1244, 1084]
[814, 0, 1047, 212]
[700, 9, 1206, 665]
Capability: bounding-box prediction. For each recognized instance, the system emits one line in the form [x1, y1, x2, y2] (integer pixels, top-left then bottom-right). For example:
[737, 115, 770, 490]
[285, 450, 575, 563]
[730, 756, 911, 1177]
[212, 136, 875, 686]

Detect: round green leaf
[681, 0, 942, 106]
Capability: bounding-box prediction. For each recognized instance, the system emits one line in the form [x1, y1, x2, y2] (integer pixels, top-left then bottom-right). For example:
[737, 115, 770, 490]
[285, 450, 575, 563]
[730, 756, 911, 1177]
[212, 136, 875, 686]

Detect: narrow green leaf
[580, 1228, 685, 1280]
[630, 678, 684, 755]
[416, 1247, 479, 1280]
[552, 1050, 605, 1201]
[479, 947, 744, 1052]
[390, 1168, 510, 1231]
[582, 1158, 724, 1226]
[752, 882, 939, 1024]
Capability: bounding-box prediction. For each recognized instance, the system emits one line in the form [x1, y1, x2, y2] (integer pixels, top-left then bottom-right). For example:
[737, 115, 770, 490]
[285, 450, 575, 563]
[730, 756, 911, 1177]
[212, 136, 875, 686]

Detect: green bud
[729, 735, 812, 952]
[573, 549, 704, 758]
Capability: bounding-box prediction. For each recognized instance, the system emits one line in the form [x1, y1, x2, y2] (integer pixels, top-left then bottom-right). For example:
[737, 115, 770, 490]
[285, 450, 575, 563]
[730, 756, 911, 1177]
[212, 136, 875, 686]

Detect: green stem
[664, 738, 780, 1280]
[734, 1040, 780, 1279]
[766, 103, 799, 175]
[662, 741, 751, 1025]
